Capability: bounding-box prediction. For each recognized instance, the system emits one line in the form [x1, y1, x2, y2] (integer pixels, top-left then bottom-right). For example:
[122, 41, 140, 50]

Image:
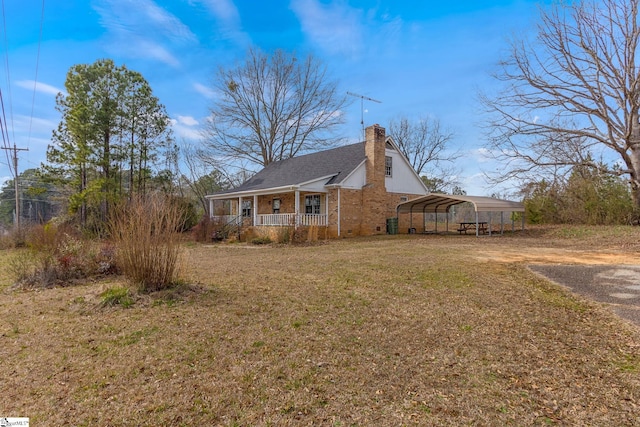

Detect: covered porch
[207, 187, 330, 229]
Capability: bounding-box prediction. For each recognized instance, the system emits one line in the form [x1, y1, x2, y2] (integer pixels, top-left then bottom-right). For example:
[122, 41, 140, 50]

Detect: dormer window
[385, 156, 392, 177]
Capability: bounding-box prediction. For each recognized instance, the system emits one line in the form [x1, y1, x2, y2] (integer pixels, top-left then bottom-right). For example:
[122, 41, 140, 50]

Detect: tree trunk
[628, 131, 640, 211]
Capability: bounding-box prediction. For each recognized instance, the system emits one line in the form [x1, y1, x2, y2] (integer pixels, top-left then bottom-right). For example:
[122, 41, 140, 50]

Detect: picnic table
[457, 222, 488, 235]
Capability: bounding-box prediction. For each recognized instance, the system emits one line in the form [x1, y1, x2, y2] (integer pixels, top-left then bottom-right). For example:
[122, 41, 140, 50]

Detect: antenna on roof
[347, 91, 382, 140]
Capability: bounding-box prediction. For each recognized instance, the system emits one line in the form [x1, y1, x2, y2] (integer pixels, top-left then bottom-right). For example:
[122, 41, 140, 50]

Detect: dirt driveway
[474, 243, 640, 328]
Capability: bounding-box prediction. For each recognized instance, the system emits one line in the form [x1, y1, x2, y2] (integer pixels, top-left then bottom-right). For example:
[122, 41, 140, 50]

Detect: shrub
[109, 195, 183, 292]
[251, 236, 272, 245]
[192, 214, 214, 243]
[0, 226, 26, 249]
[276, 226, 293, 244]
[6, 223, 113, 288]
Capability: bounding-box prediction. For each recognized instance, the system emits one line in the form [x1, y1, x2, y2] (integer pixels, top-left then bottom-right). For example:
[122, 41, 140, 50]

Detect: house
[205, 124, 428, 239]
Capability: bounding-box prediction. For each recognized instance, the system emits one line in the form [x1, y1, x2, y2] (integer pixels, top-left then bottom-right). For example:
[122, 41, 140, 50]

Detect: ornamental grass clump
[110, 195, 184, 292]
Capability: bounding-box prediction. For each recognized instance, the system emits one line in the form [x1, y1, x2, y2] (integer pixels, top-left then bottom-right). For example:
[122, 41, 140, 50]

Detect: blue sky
[1, 0, 542, 195]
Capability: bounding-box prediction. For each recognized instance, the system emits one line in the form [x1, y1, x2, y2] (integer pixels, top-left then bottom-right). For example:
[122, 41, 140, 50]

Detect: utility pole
[347, 91, 382, 140]
[1, 144, 29, 229]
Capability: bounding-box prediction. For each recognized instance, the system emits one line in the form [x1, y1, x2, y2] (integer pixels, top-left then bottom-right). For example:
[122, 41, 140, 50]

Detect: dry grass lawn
[1, 225, 640, 425]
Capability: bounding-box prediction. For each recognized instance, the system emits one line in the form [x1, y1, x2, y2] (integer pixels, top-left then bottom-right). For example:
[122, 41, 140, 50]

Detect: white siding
[298, 177, 330, 192]
[340, 163, 367, 189]
[384, 149, 427, 194]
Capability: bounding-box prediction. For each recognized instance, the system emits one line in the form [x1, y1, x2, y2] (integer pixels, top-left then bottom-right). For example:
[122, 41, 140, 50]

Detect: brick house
[205, 124, 427, 239]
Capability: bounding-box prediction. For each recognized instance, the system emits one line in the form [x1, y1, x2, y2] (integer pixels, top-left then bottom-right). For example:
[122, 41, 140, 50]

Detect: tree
[45, 59, 172, 230]
[521, 163, 633, 225]
[0, 169, 58, 227]
[387, 116, 460, 194]
[481, 0, 640, 210]
[178, 140, 230, 215]
[201, 47, 348, 169]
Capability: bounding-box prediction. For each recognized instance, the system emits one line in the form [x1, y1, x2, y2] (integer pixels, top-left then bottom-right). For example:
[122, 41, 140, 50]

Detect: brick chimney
[361, 124, 387, 235]
[365, 124, 386, 188]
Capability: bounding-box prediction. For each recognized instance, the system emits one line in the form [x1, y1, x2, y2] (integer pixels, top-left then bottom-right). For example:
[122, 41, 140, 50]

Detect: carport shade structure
[396, 193, 526, 236]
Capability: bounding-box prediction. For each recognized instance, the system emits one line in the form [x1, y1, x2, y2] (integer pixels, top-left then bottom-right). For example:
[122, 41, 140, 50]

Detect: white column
[208, 199, 213, 218]
[238, 196, 243, 225]
[324, 193, 329, 226]
[295, 190, 300, 227]
[253, 194, 258, 226]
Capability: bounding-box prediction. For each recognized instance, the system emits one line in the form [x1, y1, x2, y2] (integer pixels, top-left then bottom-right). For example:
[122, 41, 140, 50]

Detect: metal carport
[396, 193, 525, 236]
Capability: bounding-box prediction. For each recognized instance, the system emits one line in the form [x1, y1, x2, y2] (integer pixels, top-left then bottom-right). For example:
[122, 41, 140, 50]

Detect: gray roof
[396, 193, 525, 214]
[215, 142, 366, 195]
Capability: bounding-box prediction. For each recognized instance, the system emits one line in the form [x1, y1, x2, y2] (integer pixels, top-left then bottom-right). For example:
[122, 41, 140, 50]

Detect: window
[400, 196, 408, 202]
[272, 198, 281, 214]
[305, 194, 321, 214]
[241, 200, 252, 217]
[385, 156, 392, 177]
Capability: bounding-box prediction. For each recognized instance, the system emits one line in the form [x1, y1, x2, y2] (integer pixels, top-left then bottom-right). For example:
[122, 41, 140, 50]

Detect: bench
[457, 222, 488, 235]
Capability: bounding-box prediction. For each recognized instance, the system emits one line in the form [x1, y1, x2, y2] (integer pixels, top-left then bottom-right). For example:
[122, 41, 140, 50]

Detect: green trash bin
[386, 217, 398, 235]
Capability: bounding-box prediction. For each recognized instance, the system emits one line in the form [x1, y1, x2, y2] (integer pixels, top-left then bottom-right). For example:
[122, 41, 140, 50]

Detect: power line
[1, 143, 28, 228]
[27, 0, 46, 147]
[0, 88, 12, 174]
[1, 0, 15, 148]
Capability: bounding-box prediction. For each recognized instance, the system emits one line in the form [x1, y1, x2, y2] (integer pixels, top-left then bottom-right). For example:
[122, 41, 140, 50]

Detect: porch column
[253, 194, 258, 227]
[324, 193, 328, 223]
[208, 198, 213, 219]
[295, 190, 300, 227]
[238, 196, 243, 226]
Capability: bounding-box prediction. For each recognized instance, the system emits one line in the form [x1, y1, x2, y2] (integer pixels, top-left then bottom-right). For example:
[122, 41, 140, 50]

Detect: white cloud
[193, 82, 216, 99]
[197, 0, 240, 24]
[170, 118, 201, 140]
[15, 80, 65, 97]
[290, 0, 364, 56]
[192, 0, 250, 45]
[96, 0, 196, 43]
[13, 114, 57, 136]
[177, 115, 199, 126]
[134, 39, 180, 68]
[93, 0, 197, 67]
[473, 147, 493, 163]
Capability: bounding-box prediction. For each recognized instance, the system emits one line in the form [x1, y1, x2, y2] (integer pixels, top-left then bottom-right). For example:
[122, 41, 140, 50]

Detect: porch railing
[210, 214, 243, 225]
[211, 213, 328, 227]
[256, 213, 327, 226]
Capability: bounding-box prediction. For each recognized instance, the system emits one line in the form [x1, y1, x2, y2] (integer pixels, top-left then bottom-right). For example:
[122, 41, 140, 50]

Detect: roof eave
[206, 185, 300, 200]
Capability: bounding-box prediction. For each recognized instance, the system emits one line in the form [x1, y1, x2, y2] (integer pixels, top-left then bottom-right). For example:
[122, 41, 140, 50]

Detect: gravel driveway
[529, 264, 640, 328]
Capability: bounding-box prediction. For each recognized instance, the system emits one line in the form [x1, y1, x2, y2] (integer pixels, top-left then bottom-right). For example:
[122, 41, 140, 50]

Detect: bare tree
[387, 116, 460, 189]
[201, 48, 348, 169]
[481, 0, 640, 208]
[177, 141, 230, 214]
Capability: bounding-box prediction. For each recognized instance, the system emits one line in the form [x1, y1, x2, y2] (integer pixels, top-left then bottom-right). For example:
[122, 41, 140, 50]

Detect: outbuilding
[396, 193, 525, 236]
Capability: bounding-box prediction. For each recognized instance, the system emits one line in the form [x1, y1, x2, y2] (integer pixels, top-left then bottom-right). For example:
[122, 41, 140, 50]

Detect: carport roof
[396, 193, 525, 214]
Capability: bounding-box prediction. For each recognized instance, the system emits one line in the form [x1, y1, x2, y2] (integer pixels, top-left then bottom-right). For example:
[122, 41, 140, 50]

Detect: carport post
[409, 205, 413, 230]
[488, 212, 492, 236]
[435, 211, 438, 233]
[475, 212, 479, 237]
[446, 207, 449, 233]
